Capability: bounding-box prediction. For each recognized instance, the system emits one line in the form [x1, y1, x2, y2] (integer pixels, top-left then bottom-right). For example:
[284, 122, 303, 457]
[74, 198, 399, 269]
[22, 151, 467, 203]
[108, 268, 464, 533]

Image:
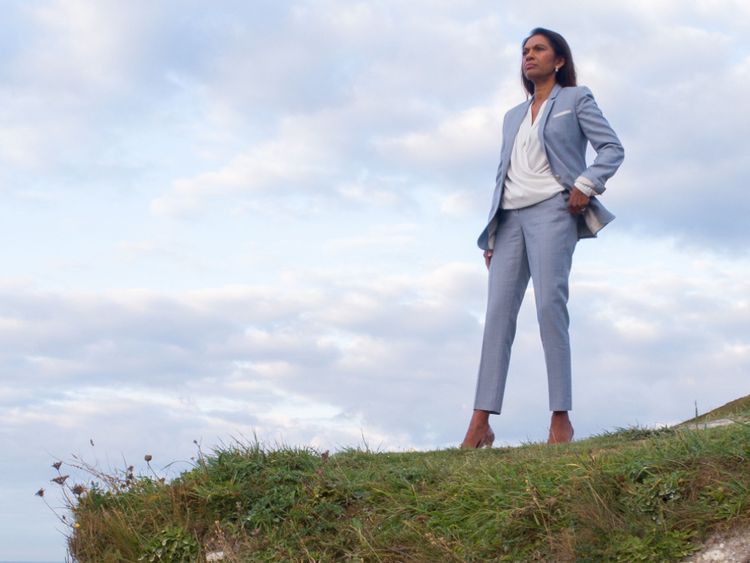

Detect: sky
[0, 0, 749, 560]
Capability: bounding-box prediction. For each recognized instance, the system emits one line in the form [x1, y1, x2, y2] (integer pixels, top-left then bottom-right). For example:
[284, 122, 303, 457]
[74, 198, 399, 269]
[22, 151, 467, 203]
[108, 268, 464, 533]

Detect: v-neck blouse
[500, 99, 565, 210]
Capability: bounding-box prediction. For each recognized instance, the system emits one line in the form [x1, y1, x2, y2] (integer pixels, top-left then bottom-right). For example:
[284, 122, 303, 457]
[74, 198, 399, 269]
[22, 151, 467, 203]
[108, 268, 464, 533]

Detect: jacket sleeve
[575, 87, 624, 194]
[494, 113, 510, 186]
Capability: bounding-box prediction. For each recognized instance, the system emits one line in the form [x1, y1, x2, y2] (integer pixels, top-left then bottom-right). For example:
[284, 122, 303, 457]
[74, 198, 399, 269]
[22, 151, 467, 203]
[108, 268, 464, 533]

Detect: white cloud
[3, 237, 747, 454]
[440, 190, 485, 217]
[375, 105, 499, 164]
[23, 1, 148, 93]
[324, 223, 418, 252]
[337, 176, 408, 207]
[151, 137, 334, 216]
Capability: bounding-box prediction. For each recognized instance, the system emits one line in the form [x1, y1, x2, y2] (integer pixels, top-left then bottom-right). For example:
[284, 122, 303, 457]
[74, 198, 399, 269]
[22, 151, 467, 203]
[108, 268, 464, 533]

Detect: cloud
[560, 16, 750, 250]
[440, 190, 486, 217]
[3, 0, 747, 253]
[0, 2, 154, 174]
[150, 117, 339, 216]
[22, 1, 151, 93]
[146, 4, 516, 218]
[142, 0, 750, 253]
[3, 235, 748, 451]
[324, 223, 418, 252]
[374, 105, 500, 167]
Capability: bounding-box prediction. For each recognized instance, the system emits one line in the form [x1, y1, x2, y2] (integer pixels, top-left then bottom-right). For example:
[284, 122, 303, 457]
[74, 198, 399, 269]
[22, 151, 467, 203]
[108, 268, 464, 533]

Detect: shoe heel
[481, 427, 495, 448]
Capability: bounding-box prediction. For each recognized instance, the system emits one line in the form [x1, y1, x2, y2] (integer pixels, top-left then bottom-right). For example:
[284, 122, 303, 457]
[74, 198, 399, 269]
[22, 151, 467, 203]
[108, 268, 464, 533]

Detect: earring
[554, 66, 560, 73]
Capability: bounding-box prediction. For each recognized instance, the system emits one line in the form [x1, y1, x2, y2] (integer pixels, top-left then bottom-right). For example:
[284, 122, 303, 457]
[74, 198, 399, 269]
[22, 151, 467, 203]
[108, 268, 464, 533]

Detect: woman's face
[522, 34, 564, 82]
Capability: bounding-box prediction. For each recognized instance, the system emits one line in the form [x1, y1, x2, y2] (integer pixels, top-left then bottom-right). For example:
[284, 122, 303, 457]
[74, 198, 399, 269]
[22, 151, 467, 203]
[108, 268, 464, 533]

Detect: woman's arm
[574, 87, 624, 193]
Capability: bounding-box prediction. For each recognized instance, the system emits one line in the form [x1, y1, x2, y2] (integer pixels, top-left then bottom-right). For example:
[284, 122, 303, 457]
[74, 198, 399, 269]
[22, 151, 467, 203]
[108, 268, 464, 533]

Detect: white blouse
[501, 100, 564, 210]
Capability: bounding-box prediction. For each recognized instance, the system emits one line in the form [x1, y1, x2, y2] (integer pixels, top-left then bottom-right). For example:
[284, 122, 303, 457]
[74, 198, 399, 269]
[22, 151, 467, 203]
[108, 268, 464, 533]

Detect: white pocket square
[552, 109, 572, 118]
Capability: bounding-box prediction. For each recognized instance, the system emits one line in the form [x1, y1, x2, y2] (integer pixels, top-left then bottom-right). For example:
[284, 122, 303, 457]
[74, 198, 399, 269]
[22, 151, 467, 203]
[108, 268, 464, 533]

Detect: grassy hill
[678, 394, 750, 426]
[54, 396, 750, 561]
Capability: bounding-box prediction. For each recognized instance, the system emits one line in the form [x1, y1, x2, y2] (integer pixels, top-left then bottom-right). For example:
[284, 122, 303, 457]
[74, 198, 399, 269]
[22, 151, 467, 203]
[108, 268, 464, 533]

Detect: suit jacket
[477, 84, 624, 250]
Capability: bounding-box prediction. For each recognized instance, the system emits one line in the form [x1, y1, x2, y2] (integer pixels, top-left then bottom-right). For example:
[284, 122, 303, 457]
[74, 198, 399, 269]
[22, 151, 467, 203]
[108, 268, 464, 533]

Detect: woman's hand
[483, 249, 493, 270]
[568, 187, 590, 215]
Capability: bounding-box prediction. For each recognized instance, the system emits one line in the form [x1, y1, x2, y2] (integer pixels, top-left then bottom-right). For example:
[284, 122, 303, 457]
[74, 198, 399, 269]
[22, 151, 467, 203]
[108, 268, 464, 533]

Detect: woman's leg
[463, 210, 530, 448]
[522, 193, 578, 442]
[473, 209, 531, 415]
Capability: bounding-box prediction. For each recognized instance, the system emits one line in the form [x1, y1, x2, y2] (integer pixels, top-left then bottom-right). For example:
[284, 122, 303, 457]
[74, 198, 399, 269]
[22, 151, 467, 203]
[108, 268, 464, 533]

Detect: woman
[461, 28, 624, 448]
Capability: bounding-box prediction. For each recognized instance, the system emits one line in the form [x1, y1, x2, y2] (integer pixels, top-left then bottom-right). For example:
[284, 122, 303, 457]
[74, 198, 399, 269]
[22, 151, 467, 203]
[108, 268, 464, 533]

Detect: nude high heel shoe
[547, 426, 574, 444]
[479, 426, 495, 448]
[462, 426, 495, 449]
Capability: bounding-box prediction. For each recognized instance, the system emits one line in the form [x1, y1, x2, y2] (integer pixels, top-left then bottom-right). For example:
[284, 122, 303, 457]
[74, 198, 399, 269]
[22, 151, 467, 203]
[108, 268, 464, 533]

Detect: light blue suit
[473, 84, 624, 415]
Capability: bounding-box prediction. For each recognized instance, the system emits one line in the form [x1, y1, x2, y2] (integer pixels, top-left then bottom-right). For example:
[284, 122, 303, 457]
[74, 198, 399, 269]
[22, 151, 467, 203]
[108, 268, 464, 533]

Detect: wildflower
[52, 461, 63, 471]
[74, 522, 80, 529]
[35, 488, 45, 497]
[72, 484, 86, 496]
[51, 475, 69, 485]
[144, 454, 153, 462]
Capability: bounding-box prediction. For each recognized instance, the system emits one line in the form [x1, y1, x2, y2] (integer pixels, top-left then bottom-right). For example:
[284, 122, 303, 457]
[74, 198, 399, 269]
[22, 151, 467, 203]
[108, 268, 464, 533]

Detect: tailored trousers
[474, 191, 578, 414]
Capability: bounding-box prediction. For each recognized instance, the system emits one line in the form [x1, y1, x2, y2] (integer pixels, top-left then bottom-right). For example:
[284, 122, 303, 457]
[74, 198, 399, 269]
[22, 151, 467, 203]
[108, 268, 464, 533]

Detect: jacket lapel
[537, 83, 561, 145]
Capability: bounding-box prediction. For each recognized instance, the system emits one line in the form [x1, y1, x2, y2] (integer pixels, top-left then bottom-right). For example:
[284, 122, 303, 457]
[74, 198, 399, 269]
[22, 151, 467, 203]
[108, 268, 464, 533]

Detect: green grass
[55, 396, 750, 562]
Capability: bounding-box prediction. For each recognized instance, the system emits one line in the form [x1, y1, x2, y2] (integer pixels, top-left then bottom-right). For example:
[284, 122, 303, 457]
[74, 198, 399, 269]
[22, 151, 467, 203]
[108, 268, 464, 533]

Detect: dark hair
[521, 28, 577, 95]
